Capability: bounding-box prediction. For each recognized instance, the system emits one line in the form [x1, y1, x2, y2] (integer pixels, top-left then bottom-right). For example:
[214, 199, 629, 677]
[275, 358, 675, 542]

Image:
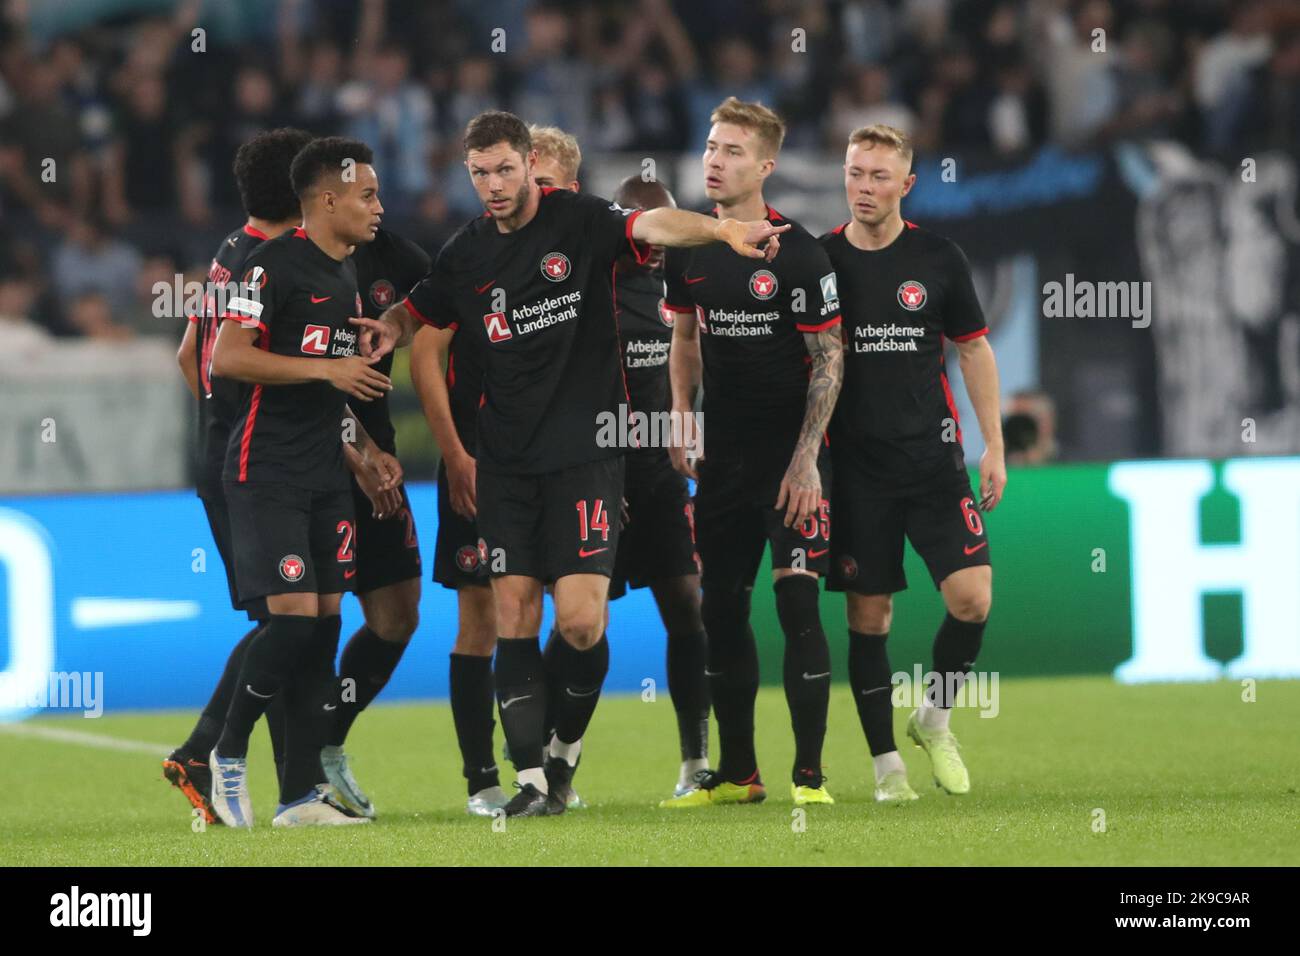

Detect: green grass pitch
[3, 676, 1297, 866]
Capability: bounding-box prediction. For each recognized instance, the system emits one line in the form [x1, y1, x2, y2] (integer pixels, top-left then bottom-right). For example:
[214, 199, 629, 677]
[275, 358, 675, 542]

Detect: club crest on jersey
[279, 554, 305, 582]
[897, 280, 928, 311]
[541, 252, 571, 282]
[749, 270, 778, 300]
[369, 279, 395, 308]
[839, 555, 858, 581]
[301, 324, 331, 355]
[483, 311, 512, 343]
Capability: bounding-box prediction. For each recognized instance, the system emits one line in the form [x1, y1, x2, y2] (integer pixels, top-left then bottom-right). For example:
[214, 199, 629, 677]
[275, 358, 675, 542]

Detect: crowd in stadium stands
[0, 0, 1296, 341]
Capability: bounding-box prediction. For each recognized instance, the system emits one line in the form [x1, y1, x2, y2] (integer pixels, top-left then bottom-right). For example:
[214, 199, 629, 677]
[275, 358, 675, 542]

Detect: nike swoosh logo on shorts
[964, 542, 988, 555]
[245, 684, 273, 699]
[500, 695, 532, 710]
[807, 548, 828, 558]
[704, 669, 722, 677]
[311, 295, 332, 303]
[685, 275, 707, 285]
[578, 546, 609, 558]
[323, 703, 337, 711]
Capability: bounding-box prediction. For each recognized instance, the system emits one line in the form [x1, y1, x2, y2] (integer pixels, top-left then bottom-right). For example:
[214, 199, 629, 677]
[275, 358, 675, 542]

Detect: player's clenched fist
[325, 356, 392, 400]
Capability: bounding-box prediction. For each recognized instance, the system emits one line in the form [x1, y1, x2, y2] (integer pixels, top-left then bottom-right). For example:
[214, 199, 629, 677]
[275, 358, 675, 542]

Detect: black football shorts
[827, 455, 991, 595]
[349, 475, 422, 594]
[224, 480, 357, 602]
[693, 430, 832, 591]
[476, 455, 626, 583]
[609, 447, 700, 600]
[432, 458, 490, 590]
[199, 489, 268, 620]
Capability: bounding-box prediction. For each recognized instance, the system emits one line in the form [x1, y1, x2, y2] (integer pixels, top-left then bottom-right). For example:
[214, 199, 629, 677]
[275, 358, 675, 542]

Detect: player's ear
[901, 173, 916, 197]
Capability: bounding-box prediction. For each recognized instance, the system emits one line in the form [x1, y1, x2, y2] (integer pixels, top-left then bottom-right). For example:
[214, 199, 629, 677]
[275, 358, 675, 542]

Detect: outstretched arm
[632, 208, 789, 260]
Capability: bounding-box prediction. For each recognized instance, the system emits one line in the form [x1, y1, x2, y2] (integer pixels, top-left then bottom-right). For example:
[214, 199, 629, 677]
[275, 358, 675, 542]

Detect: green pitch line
[2, 676, 1297, 866]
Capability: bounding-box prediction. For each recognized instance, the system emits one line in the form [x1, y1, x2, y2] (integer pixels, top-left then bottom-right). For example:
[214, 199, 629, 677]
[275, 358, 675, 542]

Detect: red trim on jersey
[293, 226, 308, 239]
[939, 364, 963, 446]
[661, 303, 694, 314]
[904, 220, 918, 230]
[624, 209, 651, 265]
[796, 315, 842, 333]
[765, 204, 783, 221]
[243, 223, 270, 240]
[402, 296, 431, 325]
[236, 326, 272, 481]
[446, 351, 456, 389]
[831, 222, 849, 235]
[539, 185, 560, 197]
[218, 313, 267, 333]
[949, 326, 989, 343]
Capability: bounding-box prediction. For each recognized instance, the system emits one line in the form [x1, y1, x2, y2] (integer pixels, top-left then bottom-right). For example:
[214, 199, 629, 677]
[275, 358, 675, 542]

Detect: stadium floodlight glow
[1108, 459, 1300, 683]
[0, 508, 57, 721]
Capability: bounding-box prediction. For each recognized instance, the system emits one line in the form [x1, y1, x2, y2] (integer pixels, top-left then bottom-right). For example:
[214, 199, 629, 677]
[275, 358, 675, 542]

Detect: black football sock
[550, 634, 610, 748]
[928, 613, 986, 708]
[848, 629, 896, 755]
[494, 637, 547, 772]
[541, 627, 563, 746]
[329, 626, 408, 746]
[450, 652, 499, 795]
[666, 628, 710, 762]
[279, 615, 341, 804]
[180, 621, 264, 757]
[775, 575, 831, 784]
[700, 585, 759, 782]
[216, 615, 316, 759]
[266, 695, 287, 789]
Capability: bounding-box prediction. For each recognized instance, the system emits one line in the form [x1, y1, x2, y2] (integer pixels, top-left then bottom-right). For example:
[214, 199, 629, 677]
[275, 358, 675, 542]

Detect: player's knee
[847, 595, 893, 634]
[556, 604, 604, 649]
[654, 576, 703, 635]
[946, 587, 991, 623]
[701, 584, 751, 645]
[773, 572, 825, 640]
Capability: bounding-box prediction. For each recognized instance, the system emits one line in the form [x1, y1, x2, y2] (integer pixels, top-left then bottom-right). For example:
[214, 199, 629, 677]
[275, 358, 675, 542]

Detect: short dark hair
[290, 136, 375, 199]
[233, 127, 314, 221]
[463, 110, 531, 158]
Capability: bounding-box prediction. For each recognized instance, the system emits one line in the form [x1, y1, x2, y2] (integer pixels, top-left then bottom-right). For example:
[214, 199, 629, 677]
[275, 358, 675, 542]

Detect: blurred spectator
[0, 274, 52, 351]
[1036, 0, 1121, 145]
[511, 5, 595, 149]
[1195, 0, 1273, 139]
[1004, 390, 1059, 465]
[1225, 24, 1300, 153]
[683, 36, 777, 150]
[0, 59, 92, 231]
[339, 40, 436, 210]
[51, 216, 142, 325]
[65, 292, 133, 341]
[828, 65, 918, 147]
[201, 65, 293, 215]
[989, 54, 1049, 154]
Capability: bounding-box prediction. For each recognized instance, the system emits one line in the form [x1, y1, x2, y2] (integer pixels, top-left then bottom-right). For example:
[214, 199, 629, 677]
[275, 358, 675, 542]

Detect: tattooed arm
[775, 325, 844, 528]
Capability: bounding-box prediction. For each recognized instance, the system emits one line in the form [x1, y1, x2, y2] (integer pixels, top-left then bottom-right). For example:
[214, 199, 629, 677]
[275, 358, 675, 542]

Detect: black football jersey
[402, 187, 649, 475]
[349, 228, 432, 455]
[190, 223, 267, 496]
[220, 226, 365, 491]
[663, 206, 840, 437]
[819, 220, 988, 487]
[613, 266, 673, 417]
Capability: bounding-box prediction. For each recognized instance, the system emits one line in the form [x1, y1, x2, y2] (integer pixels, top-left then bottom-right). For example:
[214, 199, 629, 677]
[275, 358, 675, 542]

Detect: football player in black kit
[164, 128, 311, 823]
[607, 175, 712, 803]
[359, 110, 786, 817]
[661, 98, 844, 809]
[821, 125, 1005, 802]
[207, 137, 392, 827]
[162, 132, 418, 825]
